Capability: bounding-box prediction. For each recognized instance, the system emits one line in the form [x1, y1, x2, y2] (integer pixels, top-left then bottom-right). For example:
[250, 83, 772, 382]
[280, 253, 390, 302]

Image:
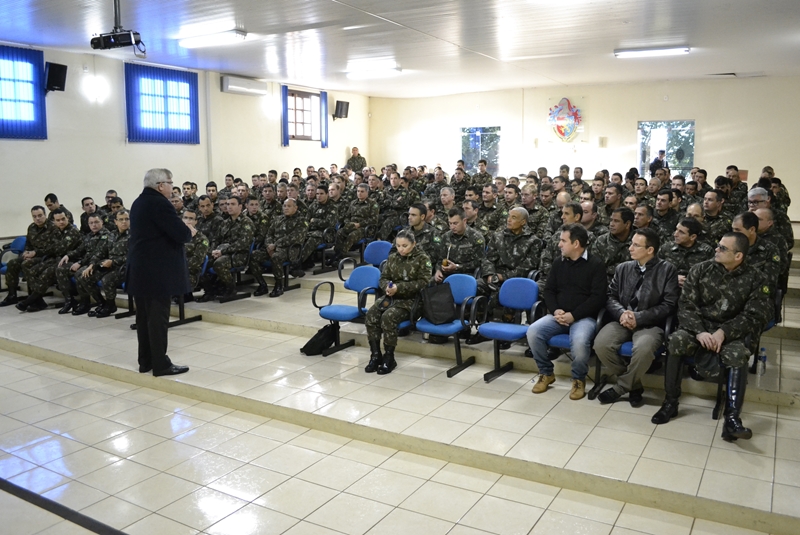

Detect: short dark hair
[679, 218, 702, 238]
[539, 184, 554, 194]
[87, 213, 103, 222]
[109, 197, 123, 206]
[206, 181, 218, 189]
[31, 205, 46, 215]
[634, 227, 660, 253]
[714, 176, 732, 188]
[561, 223, 589, 248]
[672, 175, 686, 185]
[605, 183, 624, 196]
[114, 209, 129, 219]
[504, 184, 520, 196]
[734, 211, 759, 233]
[462, 200, 480, 210]
[44, 193, 59, 203]
[478, 159, 487, 166]
[448, 207, 465, 219]
[708, 189, 726, 202]
[637, 204, 654, 218]
[725, 232, 749, 256]
[395, 229, 416, 244]
[671, 188, 683, 200]
[696, 169, 707, 179]
[410, 203, 427, 216]
[228, 196, 242, 206]
[726, 164, 739, 172]
[198, 195, 210, 202]
[81, 197, 94, 206]
[614, 207, 635, 226]
[483, 183, 498, 194]
[51, 208, 65, 217]
[657, 189, 674, 202]
[563, 202, 582, 219]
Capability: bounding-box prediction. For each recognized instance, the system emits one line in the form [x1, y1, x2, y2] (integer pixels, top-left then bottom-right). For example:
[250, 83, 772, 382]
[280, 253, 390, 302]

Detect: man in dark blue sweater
[527, 224, 607, 400]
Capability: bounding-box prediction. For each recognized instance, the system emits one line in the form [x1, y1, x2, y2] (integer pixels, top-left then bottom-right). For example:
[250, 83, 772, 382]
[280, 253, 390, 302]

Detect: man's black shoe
[629, 388, 645, 408]
[139, 366, 152, 373]
[598, 387, 624, 405]
[466, 333, 489, 345]
[290, 268, 305, 278]
[72, 301, 91, 315]
[58, 298, 75, 315]
[524, 348, 533, 358]
[95, 303, 117, 318]
[498, 341, 511, 350]
[88, 305, 103, 317]
[25, 298, 48, 313]
[153, 365, 189, 377]
[651, 401, 679, 424]
[15, 296, 34, 312]
[197, 292, 216, 303]
[0, 293, 18, 307]
[269, 285, 284, 298]
[428, 335, 448, 344]
[253, 285, 269, 297]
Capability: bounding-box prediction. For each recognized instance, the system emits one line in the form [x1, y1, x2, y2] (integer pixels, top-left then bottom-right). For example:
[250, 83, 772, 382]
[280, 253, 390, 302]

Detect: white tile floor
[0, 302, 794, 534]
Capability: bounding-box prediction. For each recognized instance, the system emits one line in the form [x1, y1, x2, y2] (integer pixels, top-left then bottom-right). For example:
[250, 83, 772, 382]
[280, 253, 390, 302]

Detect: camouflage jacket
[347, 154, 367, 172]
[266, 213, 308, 249]
[215, 215, 255, 255]
[746, 237, 782, 295]
[679, 260, 770, 341]
[653, 209, 680, 243]
[423, 182, 445, 204]
[410, 224, 443, 267]
[47, 225, 83, 259]
[382, 187, 411, 214]
[478, 203, 509, 232]
[260, 200, 283, 223]
[72, 228, 111, 265]
[440, 227, 486, 274]
[186, 231, 210, 273]
[48, 206, 74, 226]
[590, 231, 633, 281]
[482, 226, 543, 278]
[343, 198, 379, 228]
[247, 210, 272, 243]
[470, 171, 493, 187]
[451, 180, 468, 203]
[23, 220, 55, 254]
[197, 213, 224, 246]
[760, 229, 789, 276]
[107, 229, 129, 269]
[523, 204, 550, 239]
[307, 200, 339, 234]
[380, 247, 432, 306]
[658, 240, 715, 276]
[772, 207, 794, 246]
[466, 218, 490, 238]
[703, 212, 732, 245]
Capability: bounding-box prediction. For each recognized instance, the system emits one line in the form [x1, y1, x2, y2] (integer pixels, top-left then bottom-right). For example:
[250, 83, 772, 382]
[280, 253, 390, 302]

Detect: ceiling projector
[90, 30, 142, 50]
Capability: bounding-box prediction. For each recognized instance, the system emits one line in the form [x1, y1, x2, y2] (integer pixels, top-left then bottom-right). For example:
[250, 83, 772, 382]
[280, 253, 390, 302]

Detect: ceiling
[2, 0, 799, 98]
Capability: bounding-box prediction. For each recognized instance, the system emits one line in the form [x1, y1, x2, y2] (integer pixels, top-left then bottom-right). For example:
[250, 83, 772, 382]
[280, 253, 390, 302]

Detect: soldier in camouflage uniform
[590, 207, 635, 283]
[478, 184, 509, 232]
[346, 147, 367, 172]
[365, 230, 432, 375]
[260, 184, 283, 223]
[402, 204, 443, 267]
[470, 159, 492, 187]
[580, 201, 609, 239]
[367, 174, 385, 207]
[702, 190, 732, 246]
[433, 187, 457, 233]
[658, 218, 715, 288]
[520, 185, 549, 239]
[463, 200, 490, 238]
[16, 209, 82, 312]
[652, 189, 680, 244]
[334, 184, 380, 260]
[652, 233, 771, 442]
[434, 208, 486, 283]
[450, 169, 469, 203]
[44, 193, 75, 226]
[199, 196, 255, 301]
[423, 169, 447, 206]
[732, 212, 781, 322]
[755, 208, 789, 282]
[726, 165, 749, 215]
[245, 196, 272, 246]
[261, 199, 308, 298]
[182, 210, 210, 295]
[748, 187, 794, 247]
[55, 213, 110, 314]
[300, 185, 339, 269]
[0, 206, 55, 307]
[196, 196, 224, 245]
[92, 210, 130, 317]
[378, 172, 411, 241]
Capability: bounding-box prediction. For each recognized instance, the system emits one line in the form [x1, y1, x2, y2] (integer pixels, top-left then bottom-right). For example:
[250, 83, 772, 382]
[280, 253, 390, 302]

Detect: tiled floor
[0, 347, 777, 535]
[0, 300, 797, 534]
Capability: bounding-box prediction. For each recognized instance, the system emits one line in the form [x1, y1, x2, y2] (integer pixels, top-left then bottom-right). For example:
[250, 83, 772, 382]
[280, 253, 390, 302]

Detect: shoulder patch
[476, 237, 484, 244]
[425, 260, 432, 269]
[773, 255, 780, 262]
[762, 285, 770, 294]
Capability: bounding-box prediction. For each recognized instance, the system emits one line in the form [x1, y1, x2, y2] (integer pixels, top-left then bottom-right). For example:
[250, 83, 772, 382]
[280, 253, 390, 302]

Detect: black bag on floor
[301, 323, 338, 355]
[422, 282, 456, 325]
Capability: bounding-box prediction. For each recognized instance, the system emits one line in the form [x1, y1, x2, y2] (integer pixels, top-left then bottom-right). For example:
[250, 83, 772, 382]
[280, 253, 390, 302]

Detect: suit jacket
[127, 187, 192, 297]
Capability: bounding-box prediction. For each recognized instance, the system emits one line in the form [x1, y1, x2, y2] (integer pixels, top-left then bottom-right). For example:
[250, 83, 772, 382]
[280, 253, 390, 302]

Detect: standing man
[127, 168, 193, 377]
[649, 150, 668, 177]
[347, 147, 367, 172]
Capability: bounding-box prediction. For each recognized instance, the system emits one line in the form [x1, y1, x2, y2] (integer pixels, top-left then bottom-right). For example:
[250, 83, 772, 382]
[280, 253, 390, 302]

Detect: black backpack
[300, 323, 339, 355]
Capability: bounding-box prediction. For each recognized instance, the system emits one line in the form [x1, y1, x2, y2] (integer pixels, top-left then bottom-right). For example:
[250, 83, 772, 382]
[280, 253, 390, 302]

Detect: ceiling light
[614, 47, 689, 58]
[179, 29, 247, 49]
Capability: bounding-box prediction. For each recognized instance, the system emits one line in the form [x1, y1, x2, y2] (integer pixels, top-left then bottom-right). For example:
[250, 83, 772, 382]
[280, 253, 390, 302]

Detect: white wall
[369, 76, 800, 221]
[0, 49, 368, 235]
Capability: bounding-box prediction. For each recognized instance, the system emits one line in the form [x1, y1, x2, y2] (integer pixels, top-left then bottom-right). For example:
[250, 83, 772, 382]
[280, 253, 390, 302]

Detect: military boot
[197, 276, 216, 302]
[269, 283, 284, 298]
[58, 297, 75, 315]
[71, 298, 91, 315]
[365, 339, 383, 373]
[721, 367, 752, 441]
[26, 297, 48, 312]
[15, 295, 35, 312]
[377, 346, 397, 375]
[95, 302, 118, 318]
[0, 290, 19, 307]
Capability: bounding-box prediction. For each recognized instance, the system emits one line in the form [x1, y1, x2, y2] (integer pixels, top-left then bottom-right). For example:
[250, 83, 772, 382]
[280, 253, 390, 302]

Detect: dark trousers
[135, 294, 172, 373]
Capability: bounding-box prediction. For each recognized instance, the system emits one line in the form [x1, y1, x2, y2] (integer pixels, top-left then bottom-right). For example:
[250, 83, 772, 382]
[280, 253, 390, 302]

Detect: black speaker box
[334, 100, 349, 119]
[45, 62, 68, 92]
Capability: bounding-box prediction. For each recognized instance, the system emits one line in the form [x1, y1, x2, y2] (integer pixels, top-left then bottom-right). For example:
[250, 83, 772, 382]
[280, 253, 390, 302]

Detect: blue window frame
[124, 63, 199, 144]
[0, 45, 47, 140]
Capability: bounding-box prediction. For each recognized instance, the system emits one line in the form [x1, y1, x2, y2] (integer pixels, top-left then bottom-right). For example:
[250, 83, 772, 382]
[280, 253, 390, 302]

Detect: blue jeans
[526, 314, 597, 380]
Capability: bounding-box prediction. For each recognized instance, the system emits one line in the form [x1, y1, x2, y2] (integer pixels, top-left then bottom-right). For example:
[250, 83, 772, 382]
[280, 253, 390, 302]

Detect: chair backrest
[363, 240, 392, 266]
[498, 277, 539, 310]
[443, 274, 477, 303]
[344, 265, 381, 293]
[9, 236, 26, 253]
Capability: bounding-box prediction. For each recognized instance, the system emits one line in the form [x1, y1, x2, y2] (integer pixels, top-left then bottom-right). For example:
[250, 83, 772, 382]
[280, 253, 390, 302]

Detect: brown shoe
[532, 374, 555, 394]
[569, 379, 586, 400]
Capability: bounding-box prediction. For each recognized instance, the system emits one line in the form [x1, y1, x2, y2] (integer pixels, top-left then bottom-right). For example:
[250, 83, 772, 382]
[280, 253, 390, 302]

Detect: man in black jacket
[593, 228, 679, 406]
[128, 168, 193, 377]
[527, 224, 607, 400]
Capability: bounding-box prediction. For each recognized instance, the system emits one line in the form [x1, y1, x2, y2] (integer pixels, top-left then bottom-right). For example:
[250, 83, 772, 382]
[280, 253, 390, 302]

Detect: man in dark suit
[128, 168, 193, 376]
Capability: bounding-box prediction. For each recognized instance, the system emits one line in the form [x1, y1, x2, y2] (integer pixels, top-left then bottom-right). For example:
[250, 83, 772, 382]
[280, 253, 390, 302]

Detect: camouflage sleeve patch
[773, 255, 780, 263]
[762, 285, 770, 294]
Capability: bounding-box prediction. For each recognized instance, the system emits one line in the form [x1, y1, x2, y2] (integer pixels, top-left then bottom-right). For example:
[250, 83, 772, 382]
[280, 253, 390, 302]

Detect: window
[0, 45, 47, 140]
[124, 63, 199, 144]
[287, 90, 320, 141]
[461, 127, 500, 176]
[638, 120, 695, 177]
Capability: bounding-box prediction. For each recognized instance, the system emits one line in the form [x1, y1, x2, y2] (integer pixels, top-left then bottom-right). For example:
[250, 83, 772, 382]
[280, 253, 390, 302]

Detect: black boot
[15, 295, 34, 312]
[71, 298, 91, 315]
[253, 284, 269, 296]
[58, 297, 75, 315]
[651, 399, 679, 424]
[269, 283, 284, 298]
[365, 340, 383, 373]
[198, 276, 216, 302]
[0, 290, 18, 307]
[95, 302, 117, 318]
[377, 346, 397, 375]
[26, 297, 48, 312]
[721, 367, 752, 441]
[220, 281, 237, 300]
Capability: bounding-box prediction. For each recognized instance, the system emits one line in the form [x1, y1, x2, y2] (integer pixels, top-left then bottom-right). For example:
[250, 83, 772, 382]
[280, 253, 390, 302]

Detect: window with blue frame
[0, 45, 47, 140]
[124, 63, 199, 144]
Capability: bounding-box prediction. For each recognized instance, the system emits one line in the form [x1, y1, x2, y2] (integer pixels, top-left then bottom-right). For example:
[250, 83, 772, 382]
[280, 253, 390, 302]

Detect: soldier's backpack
[300, 323, 338, 355]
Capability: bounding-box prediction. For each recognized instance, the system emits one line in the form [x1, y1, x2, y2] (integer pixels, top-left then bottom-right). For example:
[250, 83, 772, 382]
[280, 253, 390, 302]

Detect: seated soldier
[623, 195, 638, 212]
[0, 206, 55, 307]
[73, 209, 130, 317]
[103, 197, 125, 232]
[97, 190, 117, 218]
[56, 213, 110, 314]
[659, 218, 715, 288]
[652, 233, 771, 442]
[634, 204, 654, 230]
[580, 200, 608, 238]
[181, 181, 198, 211]
[594, 228, 679, 406]
[520, 185, 548, 238]
[378, 172, 411, 241]
[261, 198, 308, 297]
[199, 196, 255, 301]
[170, 194, 185, 217]
[433, 187, 457, 232]
[652, 189, 680, 243]
[463, 200, 490, 238]
[434, 208, 485, 283]
[332, 183, 379, 262]
[590, 207, 634, 284]
[732, 212, 781, 319]
[754, 208, 789, 281]
[527, 224, 608, 400]
[44, 193, 74, 225]
[79, 197, 98, 234]
[196, 195, 224, 244]
[299, 185, 339, 271]
[16, 209, 82, 313]
[245, 195, 272, 249]
[479, 184, 509, 232]
[702, 189, 732, 245]
[403, 204, 442, 267]
[182, 209, 209, 301]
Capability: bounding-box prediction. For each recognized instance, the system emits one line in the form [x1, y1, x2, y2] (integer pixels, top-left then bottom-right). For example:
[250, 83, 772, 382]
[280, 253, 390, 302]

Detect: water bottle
[757, 347, 767, 376]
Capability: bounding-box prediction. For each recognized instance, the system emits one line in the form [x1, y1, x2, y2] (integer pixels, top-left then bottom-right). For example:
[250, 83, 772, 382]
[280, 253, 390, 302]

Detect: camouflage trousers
[210, 253, 247, 286]
[23, 258, 59, 296]
[74, 266, 104, 301]
[98, 267, 125, 301]
[55, 264, 80, 296]
[335, 225, 365, 255]
[378, 213, 402, 241]
[365, 299, 413, 348]
[4, 257, 37, 292]
[300, 231, 326, 263]
[663, 328, 750, 400]
[248, 250, 269, 286]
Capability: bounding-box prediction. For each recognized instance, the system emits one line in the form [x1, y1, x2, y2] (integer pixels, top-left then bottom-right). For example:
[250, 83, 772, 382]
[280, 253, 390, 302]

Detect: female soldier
[365, 230, 432, 374]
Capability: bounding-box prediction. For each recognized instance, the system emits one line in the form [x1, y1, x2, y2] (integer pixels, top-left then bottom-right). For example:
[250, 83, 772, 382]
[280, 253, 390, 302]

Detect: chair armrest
[527, 269, 540, 282]
[471, 295, 490, 325]
[473, 267, 482, 279]
[460, 295, 477, 329]
[379, 259, 388, 271]
[529, 299, 547, 324]
[594, 309, 606, 335]
[322, 227, 337, 244]
[665, 313, 677, 337]
[338, 257, 357, 281]
[363, 224, 378, 240]
[311, 281, 334, 310]
[357, 286, 380, 314]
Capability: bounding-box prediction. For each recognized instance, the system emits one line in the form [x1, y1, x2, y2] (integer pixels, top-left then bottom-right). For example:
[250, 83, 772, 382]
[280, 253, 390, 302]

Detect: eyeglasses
[747, 199, 766, 205]
[716, 244, 734, 253]
[158, 181, 174, 186]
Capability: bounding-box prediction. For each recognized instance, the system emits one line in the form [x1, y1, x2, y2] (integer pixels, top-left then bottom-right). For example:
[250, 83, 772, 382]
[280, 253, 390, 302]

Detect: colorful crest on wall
[548, 98, 582, 142]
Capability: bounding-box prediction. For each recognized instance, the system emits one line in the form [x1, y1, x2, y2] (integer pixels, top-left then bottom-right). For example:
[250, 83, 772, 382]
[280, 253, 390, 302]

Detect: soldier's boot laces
[377, 346, 397, 375]
[365, 339, 383, 373]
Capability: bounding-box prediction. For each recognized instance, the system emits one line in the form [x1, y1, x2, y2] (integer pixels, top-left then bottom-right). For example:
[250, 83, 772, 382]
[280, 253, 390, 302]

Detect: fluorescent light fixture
[342, 25, 368, 31]
[614, 47, 690, 58]
[345, 57, 402, 80]
[179, 29, 247, 49]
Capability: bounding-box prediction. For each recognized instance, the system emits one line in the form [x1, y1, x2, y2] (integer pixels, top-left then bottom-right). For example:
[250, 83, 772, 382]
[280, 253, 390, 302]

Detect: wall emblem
[548, 98, 582, 142]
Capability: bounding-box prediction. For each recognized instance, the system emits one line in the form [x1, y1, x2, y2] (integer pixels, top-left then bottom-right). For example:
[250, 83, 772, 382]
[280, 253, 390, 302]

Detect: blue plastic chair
[415, 274, 478, 377]
[313, 265, 381, 357]
[209, 241, 256, 302]
[261, 242, 302, 294]
[476, 278, 540, 382]
[0, 237, 27, 291]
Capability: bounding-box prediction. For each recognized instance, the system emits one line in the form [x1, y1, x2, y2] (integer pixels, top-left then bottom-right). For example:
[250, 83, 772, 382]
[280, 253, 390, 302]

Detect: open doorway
[638, 121, 695, 177]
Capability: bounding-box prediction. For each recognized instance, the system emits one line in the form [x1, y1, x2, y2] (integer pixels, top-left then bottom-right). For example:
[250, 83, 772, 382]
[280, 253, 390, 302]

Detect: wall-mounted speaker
[45, 62, 68, 92]
[333, 100, 349, 119]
